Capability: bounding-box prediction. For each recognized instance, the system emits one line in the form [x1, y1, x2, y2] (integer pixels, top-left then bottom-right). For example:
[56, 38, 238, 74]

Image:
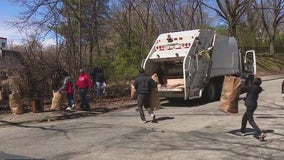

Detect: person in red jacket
[75, 69, 93, 111]
[59, 76, 75, 111]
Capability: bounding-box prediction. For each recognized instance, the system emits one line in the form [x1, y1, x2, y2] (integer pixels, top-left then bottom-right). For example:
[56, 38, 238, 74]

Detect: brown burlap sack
[150, 73, 162, 110]
[219, 75, 241, 114]
[9, 93, 23, 115]
[50, 91, 65, 110]
[150, 87, 162, 110]
[130, 84, 136, 99]
[151, 73, 159, 82]
[0, 89, 3, 101]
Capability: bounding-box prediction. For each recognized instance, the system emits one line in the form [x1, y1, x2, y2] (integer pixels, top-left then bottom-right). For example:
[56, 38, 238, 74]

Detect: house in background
[0, 37, 8, 50]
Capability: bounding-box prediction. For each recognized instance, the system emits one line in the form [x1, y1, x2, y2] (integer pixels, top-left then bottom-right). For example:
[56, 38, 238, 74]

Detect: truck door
[244, 50, 256, 75]
[186, 49, 210, 98]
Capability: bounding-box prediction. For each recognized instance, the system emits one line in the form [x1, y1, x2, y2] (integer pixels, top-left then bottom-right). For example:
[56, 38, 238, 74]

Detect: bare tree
[236, 0, 260, 49]
[78, 0, 109, 68]
[152, 0, 204, 32]
[203, 0, 254, 37]
[128, 0, 155, 56]
[258, 0, 284, 55]
[108, 0, 156, 57]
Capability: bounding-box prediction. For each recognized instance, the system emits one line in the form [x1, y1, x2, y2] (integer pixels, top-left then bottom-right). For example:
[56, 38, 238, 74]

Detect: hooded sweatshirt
[76, 73, 93, 89]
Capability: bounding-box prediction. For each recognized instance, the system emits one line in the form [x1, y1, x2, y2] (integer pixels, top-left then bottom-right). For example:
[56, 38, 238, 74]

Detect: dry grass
[256, 54, 284, 76]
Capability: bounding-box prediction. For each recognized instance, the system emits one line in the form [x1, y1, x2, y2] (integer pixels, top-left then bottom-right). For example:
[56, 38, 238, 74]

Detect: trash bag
[219, 75, 241, 114]
[50, 91, 65, 111]
[150, 73, 162, 110]
[130, 84, 136, 99]
[0, 88, 3, 101]
[9, 93, 23, 115]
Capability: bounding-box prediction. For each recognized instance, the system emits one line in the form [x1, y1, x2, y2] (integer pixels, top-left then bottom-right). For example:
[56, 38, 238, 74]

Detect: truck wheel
[203, 82, 216, 102]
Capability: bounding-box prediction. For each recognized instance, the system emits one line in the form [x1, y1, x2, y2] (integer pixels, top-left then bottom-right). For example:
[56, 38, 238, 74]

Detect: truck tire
[203, 82, 216, 102]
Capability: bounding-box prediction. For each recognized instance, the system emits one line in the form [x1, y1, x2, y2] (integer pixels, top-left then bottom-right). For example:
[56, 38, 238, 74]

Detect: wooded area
[4, 0, 284, 99]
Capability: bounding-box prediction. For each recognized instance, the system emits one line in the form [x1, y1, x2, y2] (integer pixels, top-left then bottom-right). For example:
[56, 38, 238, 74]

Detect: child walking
[59, 76, 75, 111]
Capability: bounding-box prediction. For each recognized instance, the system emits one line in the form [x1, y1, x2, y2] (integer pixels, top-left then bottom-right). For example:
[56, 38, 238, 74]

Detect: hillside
[256, 54, 284, 77]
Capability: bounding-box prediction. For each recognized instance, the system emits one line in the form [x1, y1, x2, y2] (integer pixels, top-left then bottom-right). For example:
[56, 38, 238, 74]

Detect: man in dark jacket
[94, 66, 106, 98]
[134, 68, 157, 123]
[240, 78, 265, 141]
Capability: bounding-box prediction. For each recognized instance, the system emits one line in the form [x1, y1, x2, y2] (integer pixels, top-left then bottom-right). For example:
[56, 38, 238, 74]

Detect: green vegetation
[256, 54, 284, 75]
[6, 0, 284, 99]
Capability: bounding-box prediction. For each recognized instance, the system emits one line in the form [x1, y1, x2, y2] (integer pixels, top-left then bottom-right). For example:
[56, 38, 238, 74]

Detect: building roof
[0, 37, 7, 40]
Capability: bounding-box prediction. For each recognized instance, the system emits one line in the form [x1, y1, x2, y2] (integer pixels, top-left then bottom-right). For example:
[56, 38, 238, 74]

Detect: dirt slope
[256, 54, 284, 77]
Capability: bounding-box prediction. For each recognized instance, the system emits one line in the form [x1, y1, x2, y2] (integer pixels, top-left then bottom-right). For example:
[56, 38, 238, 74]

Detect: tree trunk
[269, 39, 275, 55]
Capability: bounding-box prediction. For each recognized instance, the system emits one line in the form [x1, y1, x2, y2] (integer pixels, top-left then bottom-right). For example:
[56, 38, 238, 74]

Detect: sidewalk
[0, 99, 137, 127]
[0, 74, 284, 127]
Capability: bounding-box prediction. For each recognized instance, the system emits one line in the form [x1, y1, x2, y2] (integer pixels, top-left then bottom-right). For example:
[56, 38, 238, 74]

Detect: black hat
[139, 68, 145, 74]
[253, 78, 262, 85]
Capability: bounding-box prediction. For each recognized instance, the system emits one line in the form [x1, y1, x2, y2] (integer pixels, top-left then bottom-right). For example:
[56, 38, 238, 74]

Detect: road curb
[0, 102, 138, 127]
[261, 74, 284, 81]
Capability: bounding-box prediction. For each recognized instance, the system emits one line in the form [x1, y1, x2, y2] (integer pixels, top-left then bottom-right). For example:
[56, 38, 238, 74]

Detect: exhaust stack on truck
[142, 29, 256, 101]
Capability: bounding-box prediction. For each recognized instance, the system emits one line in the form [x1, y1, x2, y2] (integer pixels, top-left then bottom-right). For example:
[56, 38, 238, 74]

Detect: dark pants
[79, 88, 90, 110]
[66, 93, 74, 107]
[241, 109, 261, 136]
[137, 94, 151, 121]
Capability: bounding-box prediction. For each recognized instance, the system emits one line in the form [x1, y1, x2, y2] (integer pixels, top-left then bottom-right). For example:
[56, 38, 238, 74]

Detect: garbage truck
[142, 29, 256, 101]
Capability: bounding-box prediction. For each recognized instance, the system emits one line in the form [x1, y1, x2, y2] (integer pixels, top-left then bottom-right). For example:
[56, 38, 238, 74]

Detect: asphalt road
[0, 78, 283, 160]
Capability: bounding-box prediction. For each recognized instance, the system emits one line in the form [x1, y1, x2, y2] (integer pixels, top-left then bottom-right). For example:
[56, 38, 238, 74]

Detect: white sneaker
[66, 107, 72, 111]
[71, 104, 76, 109]
[151, 115, 157, 123]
